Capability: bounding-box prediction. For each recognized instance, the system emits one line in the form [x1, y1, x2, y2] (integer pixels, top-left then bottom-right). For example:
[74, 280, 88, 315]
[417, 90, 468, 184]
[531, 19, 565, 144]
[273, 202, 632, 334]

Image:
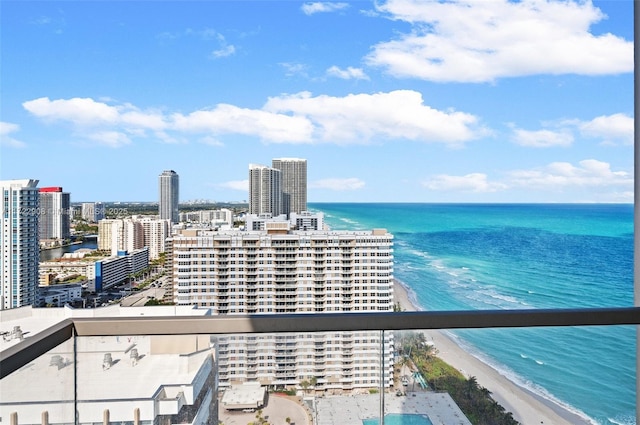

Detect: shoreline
[393, 278, 593, 425]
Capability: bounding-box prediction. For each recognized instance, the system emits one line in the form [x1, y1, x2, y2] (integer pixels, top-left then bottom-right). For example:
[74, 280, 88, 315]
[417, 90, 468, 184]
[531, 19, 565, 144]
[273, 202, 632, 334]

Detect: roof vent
[2, 325, 24, 342]
[50, 355, 64, 370]
[103, 353, 113, 370]
[130, 348, 139, 366]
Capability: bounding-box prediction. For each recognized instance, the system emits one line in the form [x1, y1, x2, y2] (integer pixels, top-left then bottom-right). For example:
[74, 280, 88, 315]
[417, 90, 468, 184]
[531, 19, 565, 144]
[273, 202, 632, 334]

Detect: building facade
[167, 228, 395, 391]
[159, 170, 179, 224]
[248, 164, 282, 217]
[98, 219, 144, 256]
[179, 209, 234, 229]
[94, 248, 149, 292]
[38, 187, 71, 242]
[139, 217, 170, 260]
[272, 158, 307, 217]
[81, 202, 104, 222]
[38, 282, 83, 307]
[0, 179, 40, 309]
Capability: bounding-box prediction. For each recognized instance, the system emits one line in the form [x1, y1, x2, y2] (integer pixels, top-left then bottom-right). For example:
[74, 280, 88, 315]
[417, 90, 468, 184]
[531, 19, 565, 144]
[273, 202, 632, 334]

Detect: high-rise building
[98, 219, 144, 256]
[81, 202, 104, 222]
[0, 179, 40, 309]
[159, 170, 179, 224]
[139, 217, 170, 260]
[248, 164, 282, 217]
[38, 187, 71, 241]
[272, 158, 307, 217]
[167, 227, 395, 391]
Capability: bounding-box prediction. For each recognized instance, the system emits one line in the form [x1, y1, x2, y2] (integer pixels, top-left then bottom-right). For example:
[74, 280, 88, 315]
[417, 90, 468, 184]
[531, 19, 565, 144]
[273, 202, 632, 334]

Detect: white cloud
[508, 159, 632, 189]
[310, 178, 365, 190]
[366, 0, 633, 82]
[218, 180, 249, 191]
[0, 122, 27, 148]
[22, 97, 170, 147]
[301, 2, 349, 15]
[264, 90, 488, 145]
[212, 45, 236, 58]
[171, 104, 315, 143]
[422, 173, 508, 192]
[421, 159, 632, 196]
[326, 66, 370, 80]
[280, 62, 309, 78]
[578, 113, 633, 145]
[24, 91, 487, 147]
[511, 128, 574, 147]
[23, 97, 120, 125]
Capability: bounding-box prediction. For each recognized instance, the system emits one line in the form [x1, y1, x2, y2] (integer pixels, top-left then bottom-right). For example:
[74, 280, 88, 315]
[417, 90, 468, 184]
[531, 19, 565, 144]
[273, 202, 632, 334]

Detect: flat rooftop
[315, 392, 471, 425]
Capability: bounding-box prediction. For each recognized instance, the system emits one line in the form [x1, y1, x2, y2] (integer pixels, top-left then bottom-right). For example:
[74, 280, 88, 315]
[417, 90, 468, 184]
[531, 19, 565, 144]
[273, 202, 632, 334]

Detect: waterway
[40, 239, 98, 261]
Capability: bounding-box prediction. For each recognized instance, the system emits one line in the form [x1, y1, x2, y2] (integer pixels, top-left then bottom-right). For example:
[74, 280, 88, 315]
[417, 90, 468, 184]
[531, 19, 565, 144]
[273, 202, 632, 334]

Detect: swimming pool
[362, 413, 433, 425]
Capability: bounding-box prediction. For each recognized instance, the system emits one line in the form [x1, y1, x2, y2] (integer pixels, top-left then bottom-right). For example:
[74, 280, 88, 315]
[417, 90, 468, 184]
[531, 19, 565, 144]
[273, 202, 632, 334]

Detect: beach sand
[393, 279, 592, 425]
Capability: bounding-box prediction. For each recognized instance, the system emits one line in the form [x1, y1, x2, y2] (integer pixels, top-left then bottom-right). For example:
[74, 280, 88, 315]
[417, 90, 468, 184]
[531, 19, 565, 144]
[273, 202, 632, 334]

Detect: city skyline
[1, 0, 633, 203]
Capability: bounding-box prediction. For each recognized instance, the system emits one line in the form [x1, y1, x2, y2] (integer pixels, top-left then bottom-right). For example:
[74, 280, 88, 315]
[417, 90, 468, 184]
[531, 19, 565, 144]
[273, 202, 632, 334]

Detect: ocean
[310, 203, 635, 425]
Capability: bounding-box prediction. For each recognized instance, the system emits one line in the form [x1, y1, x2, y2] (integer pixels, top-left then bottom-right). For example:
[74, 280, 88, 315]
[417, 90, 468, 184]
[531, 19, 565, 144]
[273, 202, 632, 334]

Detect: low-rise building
[93, 248, 149, 292]
[0, 305, 218, 425]
[38, 282, 83, 307]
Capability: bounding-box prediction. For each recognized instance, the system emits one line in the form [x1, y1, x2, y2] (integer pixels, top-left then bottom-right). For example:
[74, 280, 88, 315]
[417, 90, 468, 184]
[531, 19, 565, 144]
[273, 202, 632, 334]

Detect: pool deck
[315, 392, 472, 425]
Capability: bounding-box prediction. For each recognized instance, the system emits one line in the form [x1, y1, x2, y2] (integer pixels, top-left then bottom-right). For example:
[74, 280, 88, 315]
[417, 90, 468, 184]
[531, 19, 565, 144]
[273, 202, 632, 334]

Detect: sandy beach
[393, 279, 592, 425]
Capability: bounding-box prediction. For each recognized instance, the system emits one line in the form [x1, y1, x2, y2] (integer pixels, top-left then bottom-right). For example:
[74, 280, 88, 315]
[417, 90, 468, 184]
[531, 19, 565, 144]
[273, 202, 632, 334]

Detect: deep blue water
[311, 203, 635, 425]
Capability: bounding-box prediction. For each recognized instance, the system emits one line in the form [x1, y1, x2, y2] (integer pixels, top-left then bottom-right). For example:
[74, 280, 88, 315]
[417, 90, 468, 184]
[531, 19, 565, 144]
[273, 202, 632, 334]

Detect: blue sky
[1, 0, 634, 203]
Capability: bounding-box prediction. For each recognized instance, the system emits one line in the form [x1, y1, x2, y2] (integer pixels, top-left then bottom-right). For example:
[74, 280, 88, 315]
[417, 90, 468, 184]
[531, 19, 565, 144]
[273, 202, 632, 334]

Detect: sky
[1, 0, 634, 203]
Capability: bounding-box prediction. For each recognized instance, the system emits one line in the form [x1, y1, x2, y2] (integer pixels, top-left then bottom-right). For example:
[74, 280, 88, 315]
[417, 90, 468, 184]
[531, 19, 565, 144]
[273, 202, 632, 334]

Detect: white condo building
[99, 217, 169, 260]
[98, 219, 144, 256]
[272, 158, 307, 217]
[0, 179, 40, 309]
[167, 228, 395, 391]
[139, 217, 170, 260]
[248, 164, 282, 217]
[159, 170, 179, 224]
[38, 187, 71, 241]
[179, 209, 234, 229]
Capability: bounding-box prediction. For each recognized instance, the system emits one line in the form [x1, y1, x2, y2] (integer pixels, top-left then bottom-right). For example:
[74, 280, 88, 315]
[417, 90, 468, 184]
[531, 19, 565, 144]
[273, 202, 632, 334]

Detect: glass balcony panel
[1, 312, 637, 425]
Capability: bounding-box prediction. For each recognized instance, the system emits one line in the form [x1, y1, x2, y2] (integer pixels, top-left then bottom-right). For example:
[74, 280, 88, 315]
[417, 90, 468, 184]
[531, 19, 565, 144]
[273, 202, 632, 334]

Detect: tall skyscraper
[158, 170, 179, 224]
[1, 179, 40, 309]
[38, 187, 71, 241]
[248, 164, 282, 217]
[272, 158, 307, 217]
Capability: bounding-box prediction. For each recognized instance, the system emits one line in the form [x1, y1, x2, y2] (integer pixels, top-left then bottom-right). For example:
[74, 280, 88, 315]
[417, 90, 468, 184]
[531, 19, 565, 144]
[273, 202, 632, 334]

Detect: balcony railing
[2, 307, 636, 425]
[2, 307, 639, 380]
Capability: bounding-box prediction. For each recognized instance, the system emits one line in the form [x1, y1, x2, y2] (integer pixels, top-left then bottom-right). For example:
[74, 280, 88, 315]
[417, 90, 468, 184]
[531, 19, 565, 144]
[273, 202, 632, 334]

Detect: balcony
[1, 306, 638, 425]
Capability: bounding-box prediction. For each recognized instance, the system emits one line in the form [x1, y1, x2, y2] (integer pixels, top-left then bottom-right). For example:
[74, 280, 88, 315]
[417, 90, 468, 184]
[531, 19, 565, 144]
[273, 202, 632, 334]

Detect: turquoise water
[362, 413, 433, 425]
[311, 203, 635, 425]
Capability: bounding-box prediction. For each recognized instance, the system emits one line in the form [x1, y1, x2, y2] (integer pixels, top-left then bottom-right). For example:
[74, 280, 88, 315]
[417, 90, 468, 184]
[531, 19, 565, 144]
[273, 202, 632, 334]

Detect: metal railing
[2, 307, 639, 380]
